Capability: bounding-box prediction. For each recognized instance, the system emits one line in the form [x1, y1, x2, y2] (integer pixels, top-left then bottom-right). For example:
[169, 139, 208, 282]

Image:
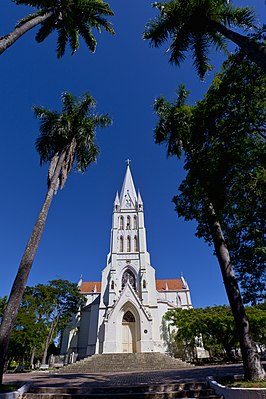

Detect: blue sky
[0, 0, 264, 308]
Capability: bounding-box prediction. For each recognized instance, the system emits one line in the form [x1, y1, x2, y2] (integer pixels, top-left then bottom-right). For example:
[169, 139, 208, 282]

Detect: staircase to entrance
[24, 381, 222, 399]
[58, 353, 193, 373]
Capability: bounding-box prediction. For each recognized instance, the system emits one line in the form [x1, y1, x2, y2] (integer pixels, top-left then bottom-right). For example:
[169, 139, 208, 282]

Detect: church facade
[61, 164, 192, 358]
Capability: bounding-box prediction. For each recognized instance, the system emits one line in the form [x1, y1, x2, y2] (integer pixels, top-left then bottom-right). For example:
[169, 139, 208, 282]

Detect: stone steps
[57, 353, 193, 373]
[24, 382, 222, 399]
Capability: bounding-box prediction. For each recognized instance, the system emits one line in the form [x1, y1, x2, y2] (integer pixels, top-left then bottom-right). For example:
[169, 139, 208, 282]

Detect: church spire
[137, 190, 143, 210]
[120, 161, 137, 209]
[113, 191, 120, 211]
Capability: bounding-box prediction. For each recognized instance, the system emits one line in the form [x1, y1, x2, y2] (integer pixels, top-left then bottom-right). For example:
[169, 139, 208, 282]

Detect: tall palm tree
[0, 92, 112, 383]
[0, 0, 114, 57]
[143, 0, 266, 79]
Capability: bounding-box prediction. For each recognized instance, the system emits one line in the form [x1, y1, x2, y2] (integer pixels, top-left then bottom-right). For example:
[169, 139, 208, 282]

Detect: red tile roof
[156, 279, 184, 291]
[80, 281, 102, 293]
[80, 279, 184, 293]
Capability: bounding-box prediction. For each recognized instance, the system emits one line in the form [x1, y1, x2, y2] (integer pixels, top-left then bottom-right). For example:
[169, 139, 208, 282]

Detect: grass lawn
[0, 384, 21, 393]
[217, 377, 266, 388]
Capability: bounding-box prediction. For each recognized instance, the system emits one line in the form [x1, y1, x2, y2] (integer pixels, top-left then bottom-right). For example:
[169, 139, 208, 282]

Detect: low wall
[0, 383, 30, 399]
[207, 376, 266, 399]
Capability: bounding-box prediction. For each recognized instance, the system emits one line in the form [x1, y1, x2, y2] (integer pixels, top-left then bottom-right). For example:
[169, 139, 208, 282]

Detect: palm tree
[143, 0, 266, 79]
[0, 0, 114, 57]
[0, 92, 112, 383]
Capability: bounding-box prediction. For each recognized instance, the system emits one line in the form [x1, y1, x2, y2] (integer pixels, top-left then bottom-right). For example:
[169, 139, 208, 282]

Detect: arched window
[122, 269, 136, 291]
[111, 280, 114, 290]
[143, 280, 146, 289]
[120, 216, 124, 230]
[120, 236, 124, 252]
[133, 215, 137, 229]
[126, 216, 131, 229]
[123, 310, 135, 322]
[127, 236, 131, 252]
[134, 236, 138, 252]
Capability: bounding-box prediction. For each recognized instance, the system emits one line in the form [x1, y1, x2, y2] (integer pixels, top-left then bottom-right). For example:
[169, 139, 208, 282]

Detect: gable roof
[80, 278, 184, 293]
[80, 281, 102, 293]
[156, 279, 184, 291]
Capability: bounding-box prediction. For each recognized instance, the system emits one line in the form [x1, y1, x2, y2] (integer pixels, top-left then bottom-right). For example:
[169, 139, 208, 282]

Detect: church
[61, 163, 192, 358]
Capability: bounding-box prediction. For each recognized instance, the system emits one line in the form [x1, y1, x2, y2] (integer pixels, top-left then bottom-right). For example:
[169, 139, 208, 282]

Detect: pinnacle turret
[113, 191, 120, 211]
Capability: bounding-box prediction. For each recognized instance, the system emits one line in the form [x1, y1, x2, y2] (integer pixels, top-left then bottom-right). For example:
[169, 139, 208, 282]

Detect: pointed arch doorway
[122, 310, 136, 353]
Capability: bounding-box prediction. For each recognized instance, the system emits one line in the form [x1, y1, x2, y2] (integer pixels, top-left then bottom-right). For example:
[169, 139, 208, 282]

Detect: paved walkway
[3, 363, 250, 388]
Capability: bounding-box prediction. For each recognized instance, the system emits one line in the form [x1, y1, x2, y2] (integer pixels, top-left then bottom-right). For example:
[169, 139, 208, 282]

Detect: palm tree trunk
[0, 151, 66, 384]
[0, 11, 53, 55]
[206, 201, 265, 381]
[208, 20, 266, 73]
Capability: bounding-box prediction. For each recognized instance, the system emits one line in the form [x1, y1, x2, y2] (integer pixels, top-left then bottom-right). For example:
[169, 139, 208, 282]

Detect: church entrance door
[122, 311, 136, 353]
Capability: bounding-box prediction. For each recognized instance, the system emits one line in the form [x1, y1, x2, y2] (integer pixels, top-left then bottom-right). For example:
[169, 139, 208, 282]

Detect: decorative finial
[77, 274, 83, 288]
[126, 158, 131, 166]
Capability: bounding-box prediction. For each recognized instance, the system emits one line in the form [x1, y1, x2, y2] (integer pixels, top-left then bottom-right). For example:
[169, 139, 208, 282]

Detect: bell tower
[96, 161, 162, 354]
[107, 161, 155, 302]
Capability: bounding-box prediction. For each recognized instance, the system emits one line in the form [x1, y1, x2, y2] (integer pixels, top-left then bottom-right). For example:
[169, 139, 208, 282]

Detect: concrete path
[3, 363, 251, 388]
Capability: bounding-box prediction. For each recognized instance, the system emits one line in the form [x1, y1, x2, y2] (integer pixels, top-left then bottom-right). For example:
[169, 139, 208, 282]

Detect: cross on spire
[126, 158, 131, 166]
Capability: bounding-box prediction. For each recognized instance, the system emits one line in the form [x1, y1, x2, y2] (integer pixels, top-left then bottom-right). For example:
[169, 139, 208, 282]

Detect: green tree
[153, 54, 265, 380]
[165, 306, 238, 362]
[5, 281, 83, 368]
[166, 305, 266, 362]
[143, 0, 266, 79]
[0, 92, 112, 384]
[0, 0, 114, 57]
[7, 287, 46, 368]
[246, 303, 266, 352]
[31, 280, 84, 364]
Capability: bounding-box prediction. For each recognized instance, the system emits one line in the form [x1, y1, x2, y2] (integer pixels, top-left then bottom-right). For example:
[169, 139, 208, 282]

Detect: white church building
[61, 163, 192, 358]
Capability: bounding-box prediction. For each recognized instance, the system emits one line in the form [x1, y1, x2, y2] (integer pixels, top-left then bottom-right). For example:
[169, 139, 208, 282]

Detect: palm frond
[78, 25, 97, 53]
[34, 91, 112, 184]
[61, 92, 75, 114]
[86, 15, 114, 34]
[15, 10, 44, 27]
[207, 30, 227, 52]
[35, 16, 56, 43]
[14, 0, 54, 9]
[93, 114, 112, 128]
[56, 26, 68, 58]
[59, 139, 77, 188]
[144, 0, 263, 78]
[33, 106, 61, 164]
[14, 0, 115, 57]
[68, 29, 80, 55]
[168, 22, 193, 65]
[90, 0, 115, 17]
[191, 33, 212, 80]
[144, 13, 172, 47]
[75, 93, 96, 117]
[220, 5, 256, 30]
[153, 85, 191, 158]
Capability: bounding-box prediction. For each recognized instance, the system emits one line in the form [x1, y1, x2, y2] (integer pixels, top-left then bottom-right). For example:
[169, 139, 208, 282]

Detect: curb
[207, 376, 266, 399]
[0, 383, 31, 399]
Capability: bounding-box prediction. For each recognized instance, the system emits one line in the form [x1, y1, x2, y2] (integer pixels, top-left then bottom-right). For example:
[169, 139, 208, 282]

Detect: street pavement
[3, 363, 255, 388]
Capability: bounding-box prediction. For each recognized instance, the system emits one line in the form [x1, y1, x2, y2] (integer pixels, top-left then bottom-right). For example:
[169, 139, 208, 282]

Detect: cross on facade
[126, 159, 131, 166]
